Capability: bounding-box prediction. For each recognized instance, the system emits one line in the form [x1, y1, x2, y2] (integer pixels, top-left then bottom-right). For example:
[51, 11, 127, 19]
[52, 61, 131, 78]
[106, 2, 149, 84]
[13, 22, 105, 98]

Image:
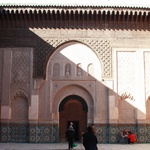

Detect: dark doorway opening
[59, 95, 88, 142]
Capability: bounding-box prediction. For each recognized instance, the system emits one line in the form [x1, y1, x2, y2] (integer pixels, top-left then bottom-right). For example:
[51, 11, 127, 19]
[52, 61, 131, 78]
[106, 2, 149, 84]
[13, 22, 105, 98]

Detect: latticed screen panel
[10, 49, 31, 122]
[117, 51, 136, 123]
[145, 51, 150, 121]
[35, 39, 112, 78]
[11, 49, 31, 92]
[144, 51, 150, 100]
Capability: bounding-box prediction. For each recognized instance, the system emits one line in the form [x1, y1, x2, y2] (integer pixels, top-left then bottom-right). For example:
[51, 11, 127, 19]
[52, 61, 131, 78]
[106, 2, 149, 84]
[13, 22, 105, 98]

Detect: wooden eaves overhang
[0, 5, 150, 30]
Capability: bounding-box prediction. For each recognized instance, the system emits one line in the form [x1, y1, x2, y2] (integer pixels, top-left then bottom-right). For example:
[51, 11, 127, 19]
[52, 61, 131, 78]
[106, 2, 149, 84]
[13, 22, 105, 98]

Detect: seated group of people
[121, 129, 136, 144]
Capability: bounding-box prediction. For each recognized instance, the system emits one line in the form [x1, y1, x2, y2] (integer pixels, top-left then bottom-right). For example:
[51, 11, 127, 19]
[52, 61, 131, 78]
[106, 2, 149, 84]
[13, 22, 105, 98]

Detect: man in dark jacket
[65, 125, 75, 150]
[82, 126, 98, 150]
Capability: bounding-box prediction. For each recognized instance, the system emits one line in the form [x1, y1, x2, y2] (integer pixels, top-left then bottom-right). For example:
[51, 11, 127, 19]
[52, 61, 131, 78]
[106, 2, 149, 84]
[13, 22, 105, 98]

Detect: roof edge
[0, 3, 150, 9]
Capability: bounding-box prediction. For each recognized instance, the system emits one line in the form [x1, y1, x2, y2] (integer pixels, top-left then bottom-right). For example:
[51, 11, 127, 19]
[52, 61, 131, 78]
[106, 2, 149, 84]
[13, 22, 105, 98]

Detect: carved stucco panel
[117, 51, 136, 123]
[52, 84, 94, 123]
[36, 38, 112, 78]
[11, 89, 28, 122]
[10, 49, 31, 94]
[145, 51, 150, 122]
[10, 48, 32, 121]
[145, 51, 150, 101]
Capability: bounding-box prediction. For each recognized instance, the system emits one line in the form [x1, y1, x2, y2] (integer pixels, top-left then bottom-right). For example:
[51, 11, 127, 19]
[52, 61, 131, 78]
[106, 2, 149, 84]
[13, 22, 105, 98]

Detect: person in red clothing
[128, 131, 136, 144]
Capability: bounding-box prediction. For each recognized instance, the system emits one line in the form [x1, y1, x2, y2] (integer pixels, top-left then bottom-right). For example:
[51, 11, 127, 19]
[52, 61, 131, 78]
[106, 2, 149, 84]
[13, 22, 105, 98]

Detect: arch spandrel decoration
[59, 95, 88, 112]
[11, 89, 28, 103]
[52, 84, 94, 122]
[65, 63, 71, 76]
[39, 39, 111, 79]
[11, 89, 29, 122]
[53, 63, 60, 77]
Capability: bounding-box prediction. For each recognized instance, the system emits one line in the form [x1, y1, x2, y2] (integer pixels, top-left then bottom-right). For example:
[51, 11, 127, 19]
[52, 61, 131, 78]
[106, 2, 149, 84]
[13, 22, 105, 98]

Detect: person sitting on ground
[128, 131, 136, 144]
[121, 129, 128, 143]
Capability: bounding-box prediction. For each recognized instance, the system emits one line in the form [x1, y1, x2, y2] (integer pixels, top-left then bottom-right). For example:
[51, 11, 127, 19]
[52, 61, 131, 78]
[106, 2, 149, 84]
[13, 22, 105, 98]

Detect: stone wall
[0, 25, 150, 143]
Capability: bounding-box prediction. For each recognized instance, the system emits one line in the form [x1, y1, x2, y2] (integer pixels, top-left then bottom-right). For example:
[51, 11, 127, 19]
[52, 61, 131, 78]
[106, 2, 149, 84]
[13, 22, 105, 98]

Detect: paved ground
[0, 143, 150, 150]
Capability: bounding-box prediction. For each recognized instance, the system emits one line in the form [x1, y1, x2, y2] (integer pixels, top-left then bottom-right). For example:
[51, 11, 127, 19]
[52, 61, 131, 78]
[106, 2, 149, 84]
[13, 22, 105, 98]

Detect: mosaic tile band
[0, 123, 150, 143]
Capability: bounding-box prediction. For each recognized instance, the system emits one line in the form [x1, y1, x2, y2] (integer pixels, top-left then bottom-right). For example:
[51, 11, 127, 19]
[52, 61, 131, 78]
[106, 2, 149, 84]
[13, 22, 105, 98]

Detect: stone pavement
[0, 143, 150, 150]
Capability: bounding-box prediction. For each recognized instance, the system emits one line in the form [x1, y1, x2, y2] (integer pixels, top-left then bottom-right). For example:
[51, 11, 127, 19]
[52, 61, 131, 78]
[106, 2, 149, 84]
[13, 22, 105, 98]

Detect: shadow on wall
[0, 6, 149, 144]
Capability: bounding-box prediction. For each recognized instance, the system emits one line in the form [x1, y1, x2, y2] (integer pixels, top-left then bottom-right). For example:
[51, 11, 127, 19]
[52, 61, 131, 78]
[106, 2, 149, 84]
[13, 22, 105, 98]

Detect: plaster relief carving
[53, 63, 60, 77]
[11, 89, 28, 104]
[118, 92, 135, 101]
[34, 78, 44, 90]
[76, 63, 82, 76]
[65, 64, 71, 77]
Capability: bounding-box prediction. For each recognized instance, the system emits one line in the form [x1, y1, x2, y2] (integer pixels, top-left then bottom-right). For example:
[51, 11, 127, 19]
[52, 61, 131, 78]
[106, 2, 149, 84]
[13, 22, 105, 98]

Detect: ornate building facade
[0, 3, 150, 143]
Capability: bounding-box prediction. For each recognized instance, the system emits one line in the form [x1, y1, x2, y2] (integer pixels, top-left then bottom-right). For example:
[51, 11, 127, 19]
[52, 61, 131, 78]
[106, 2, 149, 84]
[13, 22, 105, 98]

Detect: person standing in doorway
[66, 125, 75, 150]
[70, 122, 75, 129]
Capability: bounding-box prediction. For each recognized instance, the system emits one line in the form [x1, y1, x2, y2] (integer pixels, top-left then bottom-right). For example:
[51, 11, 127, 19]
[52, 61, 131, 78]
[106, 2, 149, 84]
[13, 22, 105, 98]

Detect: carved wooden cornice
[0, 6, 150, 29]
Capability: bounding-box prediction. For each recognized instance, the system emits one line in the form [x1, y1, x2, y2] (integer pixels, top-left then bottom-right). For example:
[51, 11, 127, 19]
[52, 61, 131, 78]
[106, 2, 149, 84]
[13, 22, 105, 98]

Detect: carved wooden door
[59, 95, 87, 142]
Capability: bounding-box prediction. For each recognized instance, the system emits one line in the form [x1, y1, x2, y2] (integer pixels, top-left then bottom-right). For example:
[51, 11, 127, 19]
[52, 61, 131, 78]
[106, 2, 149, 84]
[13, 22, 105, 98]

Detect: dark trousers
[68, 138, 74, 149]
[128, 138, 133, 144]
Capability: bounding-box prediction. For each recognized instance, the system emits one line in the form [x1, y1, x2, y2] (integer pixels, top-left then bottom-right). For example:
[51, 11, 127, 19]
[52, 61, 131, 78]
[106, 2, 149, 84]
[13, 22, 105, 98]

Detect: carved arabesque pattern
[144, 52, 150, 100]
[84, 39, 111, 78]
[11, 96, 28, 122]
[53, 63, 60, 77]
[117, 51, 136, 123]
[34, 40, 54, 78]
[145, 52, 150, 122]
[65, 63, 71, 76]
[36, 38, 112, 78]
[117, 51, 136, 94]
[77, 63, 82, 76]
[11, 89, 28, 103]
[11, 50, 31, 93]
[10, 49, 30, 122]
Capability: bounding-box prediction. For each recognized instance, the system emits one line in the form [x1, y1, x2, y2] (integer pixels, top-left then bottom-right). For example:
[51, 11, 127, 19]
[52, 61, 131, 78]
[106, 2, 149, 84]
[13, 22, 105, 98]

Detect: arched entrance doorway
[59, 95, 88, 142]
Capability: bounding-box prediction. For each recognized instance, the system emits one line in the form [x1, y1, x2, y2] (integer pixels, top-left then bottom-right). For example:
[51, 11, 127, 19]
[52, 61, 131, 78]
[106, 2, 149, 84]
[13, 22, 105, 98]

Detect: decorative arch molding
[43, 39, 111, 79]
[65, 63, 71, 76]
[11, 89, 29, 122]
[52, 84, 94, 122]
[118, 90, 135, 101]
[59, 95, 88, 112]
[11, 89, 28, 104]
[118, 89, 136, 123]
